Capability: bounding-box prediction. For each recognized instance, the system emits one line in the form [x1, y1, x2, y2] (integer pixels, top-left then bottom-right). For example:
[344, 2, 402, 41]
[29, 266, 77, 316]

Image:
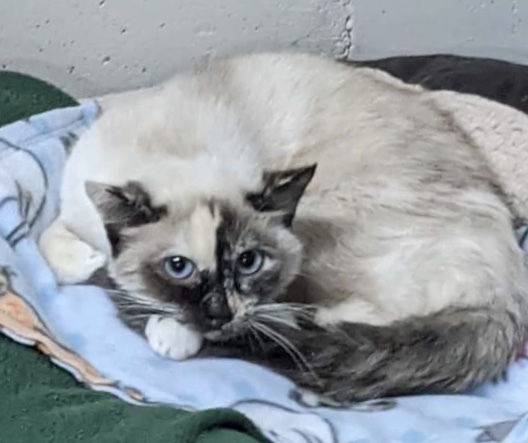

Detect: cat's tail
[283, 306, 527, 402]
[210, 304, 527, 402]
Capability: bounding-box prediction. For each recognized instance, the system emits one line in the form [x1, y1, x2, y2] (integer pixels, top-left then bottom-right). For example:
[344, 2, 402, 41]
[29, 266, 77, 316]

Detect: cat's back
[195, 52, 445, 173]
[220, 54, 490, 204]
[68, 53, 425, 186]
[68, 52, 472, 202]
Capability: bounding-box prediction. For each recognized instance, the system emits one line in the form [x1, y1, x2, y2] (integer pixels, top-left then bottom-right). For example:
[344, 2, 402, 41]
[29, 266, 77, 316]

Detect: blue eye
[164, 256, 196, 280]
[237, 250, 264, 276]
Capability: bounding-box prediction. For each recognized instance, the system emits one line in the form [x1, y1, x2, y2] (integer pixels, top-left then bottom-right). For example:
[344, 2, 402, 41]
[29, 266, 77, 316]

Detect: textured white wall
[346, 0, 528, 64]
[0, 0, 347, 97]
[1, 0, 527, 98]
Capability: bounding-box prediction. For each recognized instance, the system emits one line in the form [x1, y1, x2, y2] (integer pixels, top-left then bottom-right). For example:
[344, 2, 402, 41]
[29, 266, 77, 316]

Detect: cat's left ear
[247, 164, 317, 226]
[85, 181, 167, 253]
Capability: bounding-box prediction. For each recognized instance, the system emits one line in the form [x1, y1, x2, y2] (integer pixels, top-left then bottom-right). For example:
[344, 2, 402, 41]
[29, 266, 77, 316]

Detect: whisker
[255, 302, 312, 312]
[251, 321, 319, 383]
[252, 303, 316, 326]
[245, 323, 261, 354]
[117, 313, 157, 321]
[254, 312, 300, 330]
[107, 289, 183, 317]
[247, 320, 267, 351]
[118, 300, 180, 312]
[252, 322, 296, 361]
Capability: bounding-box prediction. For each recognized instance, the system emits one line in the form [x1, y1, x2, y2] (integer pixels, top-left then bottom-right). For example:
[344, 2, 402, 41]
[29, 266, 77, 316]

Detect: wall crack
[333, 0, 355, 60]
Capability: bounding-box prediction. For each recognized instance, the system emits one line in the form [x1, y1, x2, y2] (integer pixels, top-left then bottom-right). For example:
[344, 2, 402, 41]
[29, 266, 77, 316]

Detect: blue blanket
[1, 102, 528, 443]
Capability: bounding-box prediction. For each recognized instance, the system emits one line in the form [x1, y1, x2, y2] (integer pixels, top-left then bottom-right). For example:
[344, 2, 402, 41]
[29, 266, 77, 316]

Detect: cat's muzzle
[201, 292, 233, 330]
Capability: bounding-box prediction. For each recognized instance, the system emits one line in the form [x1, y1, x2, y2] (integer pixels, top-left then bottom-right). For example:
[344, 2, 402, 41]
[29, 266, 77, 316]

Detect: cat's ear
[85, 180, 167, 229]
[247, 164, 316, 226]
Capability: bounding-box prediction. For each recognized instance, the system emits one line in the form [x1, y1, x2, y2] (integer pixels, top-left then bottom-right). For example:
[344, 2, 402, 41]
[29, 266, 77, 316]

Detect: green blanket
[0, 71, 268, 443]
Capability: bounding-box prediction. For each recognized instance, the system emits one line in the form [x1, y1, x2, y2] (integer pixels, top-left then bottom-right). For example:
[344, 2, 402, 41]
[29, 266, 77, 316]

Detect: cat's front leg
[39, 218, 107, 284]
[145, 315, 203, 361]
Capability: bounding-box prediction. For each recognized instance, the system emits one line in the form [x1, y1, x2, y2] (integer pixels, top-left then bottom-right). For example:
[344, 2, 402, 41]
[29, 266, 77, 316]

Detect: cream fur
[40, 53, 528, 332]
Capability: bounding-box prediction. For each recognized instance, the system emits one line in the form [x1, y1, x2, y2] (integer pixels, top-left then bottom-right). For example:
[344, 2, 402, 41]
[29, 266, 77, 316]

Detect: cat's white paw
[145, 315, 203, 361]
[40, 219, 107, 284]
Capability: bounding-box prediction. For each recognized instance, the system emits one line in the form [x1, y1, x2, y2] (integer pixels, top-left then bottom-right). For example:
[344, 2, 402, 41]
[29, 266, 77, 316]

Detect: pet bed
[2, 58, 528, 443]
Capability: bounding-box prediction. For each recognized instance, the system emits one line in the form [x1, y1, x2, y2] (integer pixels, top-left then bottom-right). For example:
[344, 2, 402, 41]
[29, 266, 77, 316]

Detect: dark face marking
[246, 164, 317, 226]
[215, 205, 284, 299]
[86, 180, 167, 256]
[138, 261, 231, 332]
[104, 166, 314, 340]
[126, 199, 300, 338]
[201, 292, 233, 328]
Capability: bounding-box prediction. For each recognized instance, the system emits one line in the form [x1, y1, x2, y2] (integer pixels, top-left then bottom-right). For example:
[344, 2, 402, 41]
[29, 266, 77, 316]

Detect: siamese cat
[40, 53, 528, 401]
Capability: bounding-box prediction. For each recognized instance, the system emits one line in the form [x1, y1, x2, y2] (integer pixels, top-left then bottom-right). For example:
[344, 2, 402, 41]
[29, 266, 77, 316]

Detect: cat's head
[86, 164, 316, 340]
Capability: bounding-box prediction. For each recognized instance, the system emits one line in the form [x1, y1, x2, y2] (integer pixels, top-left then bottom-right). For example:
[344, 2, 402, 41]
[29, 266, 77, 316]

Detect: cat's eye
[237, 249, 264, 276]
[163, 256, 196, 280]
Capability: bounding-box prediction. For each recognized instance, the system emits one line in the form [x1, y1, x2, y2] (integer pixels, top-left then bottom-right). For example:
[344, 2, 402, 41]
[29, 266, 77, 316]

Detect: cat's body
[40, 53, 528, 400]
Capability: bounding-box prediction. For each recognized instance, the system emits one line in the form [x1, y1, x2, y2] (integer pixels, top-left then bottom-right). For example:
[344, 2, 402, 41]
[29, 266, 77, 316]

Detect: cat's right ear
[246, 164, 316, 226]
[85, 180, 167, 239]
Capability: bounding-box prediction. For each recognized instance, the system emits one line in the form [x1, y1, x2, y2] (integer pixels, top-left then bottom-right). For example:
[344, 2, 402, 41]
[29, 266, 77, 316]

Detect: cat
[39, 52, 528, 401]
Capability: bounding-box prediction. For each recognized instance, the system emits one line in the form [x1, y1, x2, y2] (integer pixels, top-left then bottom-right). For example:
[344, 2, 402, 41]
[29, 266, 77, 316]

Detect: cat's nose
[203, 293, 232, 327]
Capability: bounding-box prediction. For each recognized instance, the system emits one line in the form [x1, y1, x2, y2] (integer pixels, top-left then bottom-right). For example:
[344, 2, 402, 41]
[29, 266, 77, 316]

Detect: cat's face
[87, 165, 315, 340]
